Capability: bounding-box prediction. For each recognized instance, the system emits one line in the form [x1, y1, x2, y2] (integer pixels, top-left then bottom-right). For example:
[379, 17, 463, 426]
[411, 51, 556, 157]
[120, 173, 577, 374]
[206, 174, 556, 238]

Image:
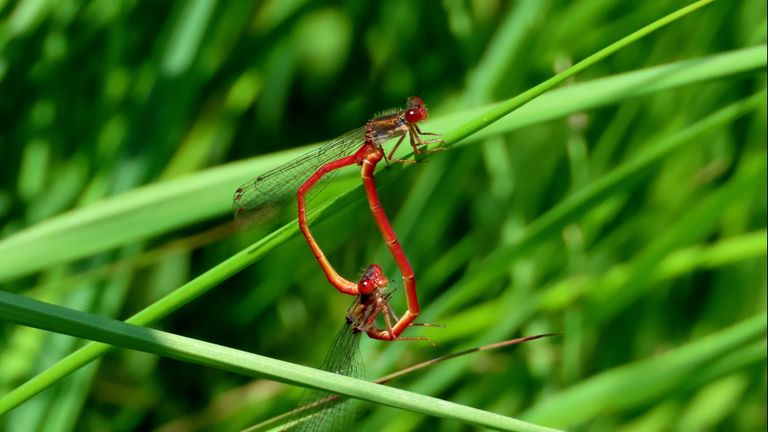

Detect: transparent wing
[232, 127, 366, 228]
[286, 301, 365, 431]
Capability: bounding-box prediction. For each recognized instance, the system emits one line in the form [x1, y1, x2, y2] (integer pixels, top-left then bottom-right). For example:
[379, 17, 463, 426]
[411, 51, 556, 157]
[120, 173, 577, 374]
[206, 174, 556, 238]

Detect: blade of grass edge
[520, 312, 767, 427]
[440, 0, 720, 146]
[0, 290, 561, 432]
[423, 91, 766, 318]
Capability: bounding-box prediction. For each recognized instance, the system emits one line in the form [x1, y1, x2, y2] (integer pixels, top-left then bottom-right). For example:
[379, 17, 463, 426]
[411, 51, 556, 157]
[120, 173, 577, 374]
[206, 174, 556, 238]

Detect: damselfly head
[405, 96, 428, 124]
[358, 264, 388, 295]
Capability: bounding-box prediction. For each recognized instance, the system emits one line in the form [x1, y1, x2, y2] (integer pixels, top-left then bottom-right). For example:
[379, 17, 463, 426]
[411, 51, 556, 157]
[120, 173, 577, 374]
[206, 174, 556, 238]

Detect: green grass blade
[442, 0, 719, 145]
[520, 312, 767, 427]
[427, 91, 766, 316]
[0, 290, 560, 432]
[1, 41, 762, 282]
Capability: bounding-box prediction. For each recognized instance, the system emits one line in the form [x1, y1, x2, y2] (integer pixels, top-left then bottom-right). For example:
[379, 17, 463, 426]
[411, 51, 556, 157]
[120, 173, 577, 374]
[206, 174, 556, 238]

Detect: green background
[0, 1, 765, 431]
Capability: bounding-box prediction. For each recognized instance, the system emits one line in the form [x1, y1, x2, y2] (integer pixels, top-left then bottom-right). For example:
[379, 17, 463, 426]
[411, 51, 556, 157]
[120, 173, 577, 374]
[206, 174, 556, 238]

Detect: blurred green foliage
[0, 0, 766, 431]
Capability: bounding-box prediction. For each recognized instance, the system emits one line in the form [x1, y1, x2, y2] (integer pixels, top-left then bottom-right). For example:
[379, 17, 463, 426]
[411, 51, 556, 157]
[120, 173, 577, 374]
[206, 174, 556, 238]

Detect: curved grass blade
[0, 290, 563, 432]
[249, 334, 556, 432]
